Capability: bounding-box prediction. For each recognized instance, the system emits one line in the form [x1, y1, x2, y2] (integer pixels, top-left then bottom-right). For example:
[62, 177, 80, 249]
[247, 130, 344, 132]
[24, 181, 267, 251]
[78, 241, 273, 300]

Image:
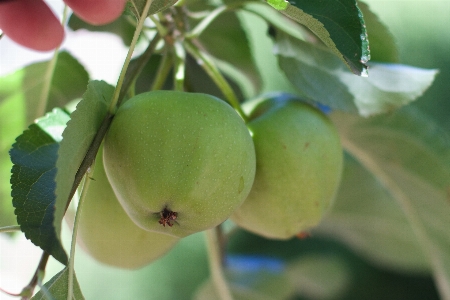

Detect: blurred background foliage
[72, 1, 450, 299]
[1, 1, 449, 299]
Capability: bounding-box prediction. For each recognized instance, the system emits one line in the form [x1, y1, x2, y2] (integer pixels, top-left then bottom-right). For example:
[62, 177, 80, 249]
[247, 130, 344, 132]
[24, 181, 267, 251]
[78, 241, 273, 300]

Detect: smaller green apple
[231, 94, 343, 239]
[77, 146, 179, 269]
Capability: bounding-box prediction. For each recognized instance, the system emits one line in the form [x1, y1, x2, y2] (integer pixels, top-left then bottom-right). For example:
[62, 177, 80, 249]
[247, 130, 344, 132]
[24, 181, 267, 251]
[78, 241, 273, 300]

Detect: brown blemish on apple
[159, 207, 178, 227]
[296, 232, 310, 239]
[304, 142, 310, 149]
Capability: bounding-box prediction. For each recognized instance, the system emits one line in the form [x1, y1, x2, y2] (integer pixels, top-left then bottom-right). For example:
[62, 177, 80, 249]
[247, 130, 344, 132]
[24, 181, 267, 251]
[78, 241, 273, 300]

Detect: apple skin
[103, 91, 256, 238]
[231, 94, 343, 239]
[77, 146, 179, 269]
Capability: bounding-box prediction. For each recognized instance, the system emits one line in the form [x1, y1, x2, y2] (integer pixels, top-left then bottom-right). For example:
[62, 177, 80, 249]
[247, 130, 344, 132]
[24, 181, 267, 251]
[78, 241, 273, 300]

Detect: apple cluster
[77, 91, 343, 269]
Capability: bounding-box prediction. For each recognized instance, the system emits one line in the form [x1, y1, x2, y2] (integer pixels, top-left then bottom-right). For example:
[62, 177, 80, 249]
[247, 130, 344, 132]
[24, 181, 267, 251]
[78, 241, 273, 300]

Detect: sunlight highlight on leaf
[273, 31, 437, 116]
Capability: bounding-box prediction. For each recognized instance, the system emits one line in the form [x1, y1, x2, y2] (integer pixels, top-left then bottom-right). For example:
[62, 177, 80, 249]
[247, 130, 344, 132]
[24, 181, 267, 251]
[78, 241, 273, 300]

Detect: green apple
[103, 91, 256, 238]
[231, 94, 343, 239]
[77, 146, 179, 269]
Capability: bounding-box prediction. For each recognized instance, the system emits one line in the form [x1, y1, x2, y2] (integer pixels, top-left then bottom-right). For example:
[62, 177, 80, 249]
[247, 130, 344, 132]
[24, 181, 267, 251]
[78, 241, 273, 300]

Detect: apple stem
[205, 228, 234, 300]
[108, 0, 155, 114]
[118, 33, 161, 103]
[183, 39, 248, 123]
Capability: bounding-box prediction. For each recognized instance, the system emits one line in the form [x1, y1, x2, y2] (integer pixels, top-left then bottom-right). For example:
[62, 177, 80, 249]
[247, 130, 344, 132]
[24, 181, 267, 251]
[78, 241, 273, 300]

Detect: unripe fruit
[103, 91, 256, 238]
[77, 146, 179, 269]
[231, 94, 343, 239]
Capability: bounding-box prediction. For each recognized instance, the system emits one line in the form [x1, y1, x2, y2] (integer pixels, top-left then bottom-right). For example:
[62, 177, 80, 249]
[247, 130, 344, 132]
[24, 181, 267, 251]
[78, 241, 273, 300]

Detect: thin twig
[0, 225, 21, 233]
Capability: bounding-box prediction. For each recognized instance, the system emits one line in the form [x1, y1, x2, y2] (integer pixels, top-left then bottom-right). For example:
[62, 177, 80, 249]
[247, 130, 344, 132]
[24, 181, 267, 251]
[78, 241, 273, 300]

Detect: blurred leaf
[128, 0, 177, 19]
[266, 0, 369, 75]
[358, 1, 399, 63]
[0, 51, 89, 124]
[316, 155, 429, 272]
[195, 11, 262, 97]
[68, 12, 135, 45]
[286, 254, 351, 299]
[273, 31, 437, 116]
[194, 255, 294, 300]
[53, 81, 114, 249]
[185, 54, 245, 101]
[10, 108, 70, 264]
[133, 53, 174, 93]
[227, 230, 440, 300]
[327, 106, 450, 299]
[0, 95, 25, 228]
[32, 267, 84, 300]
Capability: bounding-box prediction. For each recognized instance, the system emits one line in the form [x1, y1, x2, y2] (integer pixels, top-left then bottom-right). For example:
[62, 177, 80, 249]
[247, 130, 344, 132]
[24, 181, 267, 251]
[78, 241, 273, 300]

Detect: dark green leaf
[10, 108, 71, 264]
[357, 1, 399, 63]
[128, 0, 178, 19]
[32, 267, 85, 300]
[0, 51, 89, 124]
[266, 0, 370, 75]
[326, 107, 450, 299]
[53, 81, 114, 246]
[274, 31, 437, 116]
[195, 11, 262, 96]
[68, 12, 136, 46]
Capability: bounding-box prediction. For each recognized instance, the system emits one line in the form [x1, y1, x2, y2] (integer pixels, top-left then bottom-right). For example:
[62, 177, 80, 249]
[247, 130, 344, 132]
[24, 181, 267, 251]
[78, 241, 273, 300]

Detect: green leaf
[316, 155, 429, 272]
[10, 108, 71, 264]
[53, 81, 114, 248]
[128, 0, 178, 19]
[0, 51, 89, 124]
[273, 31, 437, 116]
[357, 1, 399, 63]
[326, 107, 450, 299]
[68, 12, 135, 46]
[32, 267, 85, 300]
[266, 0, 370, 75]
[195, 11, 262, 96]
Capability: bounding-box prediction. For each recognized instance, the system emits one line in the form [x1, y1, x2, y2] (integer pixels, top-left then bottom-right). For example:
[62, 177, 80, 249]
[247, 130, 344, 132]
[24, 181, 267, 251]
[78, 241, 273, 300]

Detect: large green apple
[77, 146, 179, 269]
[103, 91, 256, 238]
[231, 94, 343, 239]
